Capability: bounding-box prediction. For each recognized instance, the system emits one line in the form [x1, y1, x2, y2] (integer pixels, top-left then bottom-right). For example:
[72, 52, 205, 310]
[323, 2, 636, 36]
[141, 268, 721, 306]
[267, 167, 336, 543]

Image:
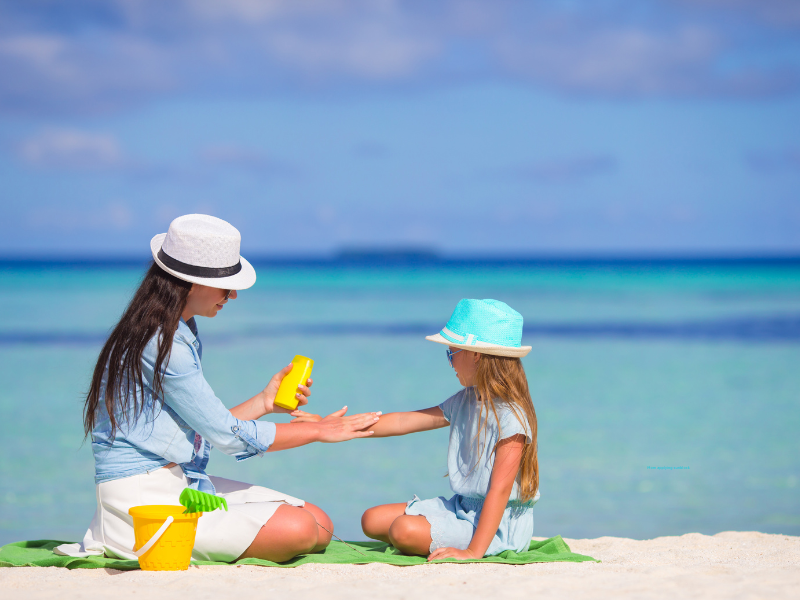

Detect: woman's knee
[265, 505, 318, 554]
[302, 503, 333, 533]
[285, 508, 320, 552]
[239, 506, 318, 561]
[301, 502, 332, 551]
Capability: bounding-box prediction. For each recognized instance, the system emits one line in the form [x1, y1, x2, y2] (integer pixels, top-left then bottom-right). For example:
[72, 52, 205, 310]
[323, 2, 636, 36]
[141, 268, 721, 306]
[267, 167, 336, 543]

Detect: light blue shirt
[91, 318, 276, 493]
[439, 387, 538, 504]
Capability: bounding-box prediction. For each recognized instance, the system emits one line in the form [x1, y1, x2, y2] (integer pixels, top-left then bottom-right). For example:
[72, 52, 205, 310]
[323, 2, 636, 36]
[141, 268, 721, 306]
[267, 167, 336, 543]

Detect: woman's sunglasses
[446, 348, 463, 367]
[222, 289, 233, 301]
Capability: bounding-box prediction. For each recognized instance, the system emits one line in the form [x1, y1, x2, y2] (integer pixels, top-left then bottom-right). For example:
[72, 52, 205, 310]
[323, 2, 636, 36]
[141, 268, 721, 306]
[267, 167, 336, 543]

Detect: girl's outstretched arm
[363, 407, 448, 438]
[427, 434, 526, 561]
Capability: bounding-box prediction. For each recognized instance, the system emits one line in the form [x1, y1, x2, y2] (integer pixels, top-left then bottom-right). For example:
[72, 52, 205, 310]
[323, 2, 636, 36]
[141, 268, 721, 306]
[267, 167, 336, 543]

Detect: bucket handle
[133, 516, 174, 558]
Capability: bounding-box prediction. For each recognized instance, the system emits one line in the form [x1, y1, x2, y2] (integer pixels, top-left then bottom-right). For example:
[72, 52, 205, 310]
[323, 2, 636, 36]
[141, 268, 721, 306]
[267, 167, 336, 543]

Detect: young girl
[361, 299, 539, 560]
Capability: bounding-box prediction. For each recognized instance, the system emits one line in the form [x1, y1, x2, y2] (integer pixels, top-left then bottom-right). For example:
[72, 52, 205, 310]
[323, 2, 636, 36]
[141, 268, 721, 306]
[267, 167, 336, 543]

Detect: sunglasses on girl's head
[446, 348, 463, 367]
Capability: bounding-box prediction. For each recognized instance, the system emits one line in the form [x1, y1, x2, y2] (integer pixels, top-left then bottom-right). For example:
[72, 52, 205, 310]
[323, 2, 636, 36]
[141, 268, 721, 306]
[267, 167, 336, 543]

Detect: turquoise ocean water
[1, 259, 799, 546]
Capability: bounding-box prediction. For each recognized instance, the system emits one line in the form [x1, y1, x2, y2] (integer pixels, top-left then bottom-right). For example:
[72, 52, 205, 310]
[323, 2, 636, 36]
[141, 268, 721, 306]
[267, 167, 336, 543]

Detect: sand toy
[128, 490, 227, 571]
[179, 488, 229, 514]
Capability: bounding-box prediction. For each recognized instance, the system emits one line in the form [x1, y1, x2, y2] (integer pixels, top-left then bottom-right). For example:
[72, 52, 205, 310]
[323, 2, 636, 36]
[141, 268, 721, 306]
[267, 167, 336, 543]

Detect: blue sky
[0, 0, 799, 256]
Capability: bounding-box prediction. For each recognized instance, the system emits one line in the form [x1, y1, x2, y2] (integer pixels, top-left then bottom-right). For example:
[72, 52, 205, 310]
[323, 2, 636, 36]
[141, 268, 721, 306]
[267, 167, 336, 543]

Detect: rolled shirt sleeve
[143, 334, 275, 460]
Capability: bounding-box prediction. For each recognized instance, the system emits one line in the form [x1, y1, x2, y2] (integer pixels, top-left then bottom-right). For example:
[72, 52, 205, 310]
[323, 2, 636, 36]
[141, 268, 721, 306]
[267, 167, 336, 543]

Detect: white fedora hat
[150, 214, 256, 290]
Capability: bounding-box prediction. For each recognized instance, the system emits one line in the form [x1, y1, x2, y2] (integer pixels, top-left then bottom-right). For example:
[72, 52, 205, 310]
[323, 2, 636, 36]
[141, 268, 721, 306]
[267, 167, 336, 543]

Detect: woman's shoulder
[142, 324, 199, 376]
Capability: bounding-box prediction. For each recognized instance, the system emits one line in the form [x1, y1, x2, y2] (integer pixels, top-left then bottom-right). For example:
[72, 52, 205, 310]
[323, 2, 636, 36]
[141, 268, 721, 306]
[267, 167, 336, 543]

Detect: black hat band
[158, 249, 242, 278]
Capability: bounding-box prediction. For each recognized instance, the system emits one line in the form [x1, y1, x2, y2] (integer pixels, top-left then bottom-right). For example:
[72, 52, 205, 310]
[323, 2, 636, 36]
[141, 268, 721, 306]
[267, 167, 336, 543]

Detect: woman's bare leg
[301, 502, 333, 553]
[238, 504, 319, 562]
[361, 503, 411, 544]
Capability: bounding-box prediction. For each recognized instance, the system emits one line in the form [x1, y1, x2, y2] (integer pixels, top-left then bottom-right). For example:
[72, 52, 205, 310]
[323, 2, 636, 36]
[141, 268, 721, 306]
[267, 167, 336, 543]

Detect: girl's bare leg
[362, 503, 432, 555]
[361, 503, 408, 543]
[387, 515, 432, 556]
[239, 503, 332, 562]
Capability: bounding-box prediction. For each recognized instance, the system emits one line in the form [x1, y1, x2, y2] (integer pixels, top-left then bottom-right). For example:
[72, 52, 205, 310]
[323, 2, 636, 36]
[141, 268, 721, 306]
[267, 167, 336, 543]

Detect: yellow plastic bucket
[128, 505, 200, 571]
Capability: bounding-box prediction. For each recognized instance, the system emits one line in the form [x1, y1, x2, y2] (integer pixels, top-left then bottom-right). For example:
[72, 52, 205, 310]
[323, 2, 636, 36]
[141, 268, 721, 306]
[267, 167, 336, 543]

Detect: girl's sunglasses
[222, 289, 233, 301]
[446, 348, 463, 367]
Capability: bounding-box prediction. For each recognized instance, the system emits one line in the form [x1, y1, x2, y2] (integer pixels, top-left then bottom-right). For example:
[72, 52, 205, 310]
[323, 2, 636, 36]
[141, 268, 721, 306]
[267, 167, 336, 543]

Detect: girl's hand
[428, 547, 479, 561]
[260, 363, 313, 415]
[316, 407, 381, 443]
[289, 409, 322, 423]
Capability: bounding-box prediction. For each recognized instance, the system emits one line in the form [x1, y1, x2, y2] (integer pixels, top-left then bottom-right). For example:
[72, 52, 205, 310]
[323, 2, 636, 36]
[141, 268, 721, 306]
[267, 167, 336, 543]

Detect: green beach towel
[0, 537, 597, 570]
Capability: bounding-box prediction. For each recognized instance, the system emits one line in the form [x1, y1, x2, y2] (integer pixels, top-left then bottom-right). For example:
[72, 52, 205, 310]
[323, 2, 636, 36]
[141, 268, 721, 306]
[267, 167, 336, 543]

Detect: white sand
[1, 532, 798, 600]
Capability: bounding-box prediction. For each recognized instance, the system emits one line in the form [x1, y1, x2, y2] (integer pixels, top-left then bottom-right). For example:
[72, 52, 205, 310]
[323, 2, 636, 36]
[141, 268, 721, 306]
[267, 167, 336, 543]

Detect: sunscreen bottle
[273, 355, 314, 411]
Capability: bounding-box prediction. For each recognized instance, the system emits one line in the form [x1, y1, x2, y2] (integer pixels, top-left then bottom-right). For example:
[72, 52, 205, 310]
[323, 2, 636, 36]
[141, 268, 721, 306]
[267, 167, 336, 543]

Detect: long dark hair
[84, 262, 192, 438]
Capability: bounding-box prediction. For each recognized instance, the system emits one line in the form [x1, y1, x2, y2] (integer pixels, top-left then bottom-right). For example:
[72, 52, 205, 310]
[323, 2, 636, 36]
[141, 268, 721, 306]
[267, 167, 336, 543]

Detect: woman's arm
[229, 363, 312, 421]
[157, 347, 378, 458]
[268, 407, 380, 451]
[427, 434, 526, 561]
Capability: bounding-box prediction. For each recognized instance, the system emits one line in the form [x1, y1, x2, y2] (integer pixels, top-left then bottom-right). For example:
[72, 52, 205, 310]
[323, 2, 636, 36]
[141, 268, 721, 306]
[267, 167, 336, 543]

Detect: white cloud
[681, 0, 800, 27]
[0, 35, 65, 66]
[198, 143, 296, 176]
[26, 200, 134, 232]
[0, 0, 798, 115]
[17, 129, 124, 169]
[176, 0, 342, 23]
[496, 25, 727, 96]
[266, 22, 440, 79]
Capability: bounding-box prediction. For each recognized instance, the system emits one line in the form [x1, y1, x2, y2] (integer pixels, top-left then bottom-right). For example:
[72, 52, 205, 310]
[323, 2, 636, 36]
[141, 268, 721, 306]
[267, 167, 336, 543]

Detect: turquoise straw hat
[426, 299, 531, 357]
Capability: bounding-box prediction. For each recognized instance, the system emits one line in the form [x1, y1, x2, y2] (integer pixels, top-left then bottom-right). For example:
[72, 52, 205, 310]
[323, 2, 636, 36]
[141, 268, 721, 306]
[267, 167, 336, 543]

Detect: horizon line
[1, 250, 800, 268]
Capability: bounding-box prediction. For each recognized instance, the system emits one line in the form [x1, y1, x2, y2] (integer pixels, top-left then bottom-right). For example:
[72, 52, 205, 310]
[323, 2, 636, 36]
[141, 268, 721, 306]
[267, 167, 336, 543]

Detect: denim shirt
[91, 318, 276, 493]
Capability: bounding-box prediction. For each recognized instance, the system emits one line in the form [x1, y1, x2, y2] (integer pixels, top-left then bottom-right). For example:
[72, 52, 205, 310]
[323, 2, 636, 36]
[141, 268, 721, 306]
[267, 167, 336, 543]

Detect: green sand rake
[179, 488, 228, 515]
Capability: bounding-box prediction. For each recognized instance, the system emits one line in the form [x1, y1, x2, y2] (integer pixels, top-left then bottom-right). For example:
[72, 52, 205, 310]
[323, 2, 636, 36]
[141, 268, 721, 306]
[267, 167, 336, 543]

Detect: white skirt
[55, 466, 304, 562]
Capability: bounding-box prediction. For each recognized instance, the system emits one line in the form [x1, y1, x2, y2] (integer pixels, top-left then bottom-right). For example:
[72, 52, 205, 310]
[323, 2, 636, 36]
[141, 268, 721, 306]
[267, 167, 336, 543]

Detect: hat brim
[150, 233, 257, 290]
[425, 333, 531, 358]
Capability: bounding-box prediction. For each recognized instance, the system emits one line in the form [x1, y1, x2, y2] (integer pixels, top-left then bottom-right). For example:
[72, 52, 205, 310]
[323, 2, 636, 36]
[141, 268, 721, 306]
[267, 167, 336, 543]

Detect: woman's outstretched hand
[315, 407, 381, 443]
[268, 407, 382, 451]
[260, 363, 313, 415]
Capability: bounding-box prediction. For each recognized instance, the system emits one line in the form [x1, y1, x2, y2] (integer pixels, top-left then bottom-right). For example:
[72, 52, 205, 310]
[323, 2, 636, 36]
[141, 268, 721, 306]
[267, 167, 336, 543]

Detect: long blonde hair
[472, 353, 539, 503]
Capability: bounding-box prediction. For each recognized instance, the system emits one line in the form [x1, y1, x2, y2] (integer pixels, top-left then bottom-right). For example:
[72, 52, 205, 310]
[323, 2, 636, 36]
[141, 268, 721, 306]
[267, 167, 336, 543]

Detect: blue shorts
[405, 493, 535, 556]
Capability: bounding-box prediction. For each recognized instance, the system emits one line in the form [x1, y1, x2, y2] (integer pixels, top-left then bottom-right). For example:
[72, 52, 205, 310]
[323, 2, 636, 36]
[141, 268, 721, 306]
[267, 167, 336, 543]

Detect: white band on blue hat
[441, 327, 464, 342]
[441, 327, 480, 346]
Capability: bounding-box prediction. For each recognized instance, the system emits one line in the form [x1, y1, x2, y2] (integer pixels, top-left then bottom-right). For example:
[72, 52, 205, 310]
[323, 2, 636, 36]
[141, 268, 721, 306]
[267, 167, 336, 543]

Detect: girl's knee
[361, 506, 382, 537]
[387, 516, 423, 549]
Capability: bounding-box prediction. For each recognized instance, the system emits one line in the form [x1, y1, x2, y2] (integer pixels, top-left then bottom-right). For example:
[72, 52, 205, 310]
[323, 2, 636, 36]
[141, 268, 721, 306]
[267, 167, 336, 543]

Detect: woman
[56, 214, 379, 563]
